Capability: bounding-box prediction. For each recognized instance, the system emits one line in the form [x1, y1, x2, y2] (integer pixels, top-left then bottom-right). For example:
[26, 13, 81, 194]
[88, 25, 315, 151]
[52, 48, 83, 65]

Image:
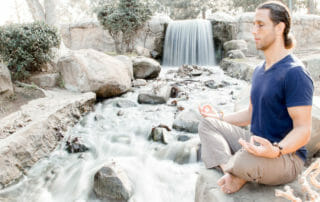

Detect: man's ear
[276, 22, 285, 36]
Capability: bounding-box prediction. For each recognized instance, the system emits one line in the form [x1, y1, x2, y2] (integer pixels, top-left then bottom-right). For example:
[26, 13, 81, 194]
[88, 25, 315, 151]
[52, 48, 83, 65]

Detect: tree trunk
[25, 0, 45, 21]
[44, 0, 58, 27]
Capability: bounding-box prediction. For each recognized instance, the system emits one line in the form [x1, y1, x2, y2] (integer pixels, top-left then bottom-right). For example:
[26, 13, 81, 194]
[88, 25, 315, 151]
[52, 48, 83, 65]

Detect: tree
[97, 0, 152, 54]
[25, 0, 58, 26]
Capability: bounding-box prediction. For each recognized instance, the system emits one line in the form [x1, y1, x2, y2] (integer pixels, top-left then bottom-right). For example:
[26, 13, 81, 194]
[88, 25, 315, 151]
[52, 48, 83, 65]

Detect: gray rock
[223, 40, 248, 52]
[177, 135, 190, 142]
[220, 58, 259, 81]
[173, 109, 202, 133]
[138, 84, 171, 104]
[30, 73, 60, 88]
[204, 80, 230, 89]
[0, 90, 96, 188]
[58, 49, 132, 98]
[115, 55, 134, 80]
[195, 168, 306, 202]
[0, 63, 13, 97]
[132, 79, 147, 87]
[93, 163, 133, 202]
[148, 127, 167, 144]
[132, 57, 161, 79]
[227, 50, 246, 59]
[301, 54, 320, 82]
[307, 96, 320, 157]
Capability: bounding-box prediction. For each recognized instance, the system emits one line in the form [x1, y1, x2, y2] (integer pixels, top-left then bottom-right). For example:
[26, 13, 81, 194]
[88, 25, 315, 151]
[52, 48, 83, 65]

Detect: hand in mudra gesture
[239, 136, 280, 158]
[198, 104, 223, 120]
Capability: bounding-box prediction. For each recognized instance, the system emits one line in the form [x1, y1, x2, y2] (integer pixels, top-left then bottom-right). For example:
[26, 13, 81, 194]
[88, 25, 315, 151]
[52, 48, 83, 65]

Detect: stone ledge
[0, 89, 96, 189]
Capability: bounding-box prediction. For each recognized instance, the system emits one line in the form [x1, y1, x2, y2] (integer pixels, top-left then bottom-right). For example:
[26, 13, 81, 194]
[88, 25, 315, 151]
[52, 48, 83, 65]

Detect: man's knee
[198, 117, 220, 136]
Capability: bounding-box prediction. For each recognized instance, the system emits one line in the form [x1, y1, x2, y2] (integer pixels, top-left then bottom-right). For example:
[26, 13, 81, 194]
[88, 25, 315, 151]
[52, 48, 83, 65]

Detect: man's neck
[263, 43, 291, 71]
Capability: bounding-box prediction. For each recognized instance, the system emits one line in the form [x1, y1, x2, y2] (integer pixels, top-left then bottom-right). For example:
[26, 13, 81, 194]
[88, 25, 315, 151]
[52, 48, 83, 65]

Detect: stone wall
[210, 13, 320, 57]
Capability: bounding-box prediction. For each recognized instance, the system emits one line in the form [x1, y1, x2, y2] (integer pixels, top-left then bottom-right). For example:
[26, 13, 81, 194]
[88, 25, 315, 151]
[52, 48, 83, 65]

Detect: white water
[0, 67, 248, 202]
[163, 20, 215, 66]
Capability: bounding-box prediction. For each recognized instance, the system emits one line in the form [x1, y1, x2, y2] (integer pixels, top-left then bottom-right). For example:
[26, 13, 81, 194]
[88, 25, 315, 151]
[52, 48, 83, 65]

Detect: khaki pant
[198, 117, 304, 185]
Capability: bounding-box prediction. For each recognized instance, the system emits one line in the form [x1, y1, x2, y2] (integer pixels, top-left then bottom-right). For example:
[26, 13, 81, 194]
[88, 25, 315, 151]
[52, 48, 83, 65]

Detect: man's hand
[198, 104, 222, 120]
[239, 136, 280, 158]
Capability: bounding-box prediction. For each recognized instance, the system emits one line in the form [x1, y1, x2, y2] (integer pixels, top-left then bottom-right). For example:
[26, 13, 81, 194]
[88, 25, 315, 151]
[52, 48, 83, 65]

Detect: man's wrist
[273, 142, 283, 157]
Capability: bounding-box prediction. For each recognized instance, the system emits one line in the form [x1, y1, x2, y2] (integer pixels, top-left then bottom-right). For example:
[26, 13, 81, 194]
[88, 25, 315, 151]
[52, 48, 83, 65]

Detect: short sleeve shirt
[250, 54, 314, 161]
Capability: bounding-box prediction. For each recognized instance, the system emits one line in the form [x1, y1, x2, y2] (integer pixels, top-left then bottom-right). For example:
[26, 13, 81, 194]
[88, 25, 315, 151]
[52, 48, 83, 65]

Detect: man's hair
[257, 1, 295, 49]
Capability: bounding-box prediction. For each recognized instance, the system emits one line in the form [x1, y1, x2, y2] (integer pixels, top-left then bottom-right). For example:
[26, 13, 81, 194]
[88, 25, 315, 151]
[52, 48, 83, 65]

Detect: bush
[96, 0, 152, 54]
[0, 22, 60, 79]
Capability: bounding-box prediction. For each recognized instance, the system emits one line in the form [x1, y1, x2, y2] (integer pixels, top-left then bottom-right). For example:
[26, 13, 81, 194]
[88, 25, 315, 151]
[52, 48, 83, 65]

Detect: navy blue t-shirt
[250, 54, 314, 162]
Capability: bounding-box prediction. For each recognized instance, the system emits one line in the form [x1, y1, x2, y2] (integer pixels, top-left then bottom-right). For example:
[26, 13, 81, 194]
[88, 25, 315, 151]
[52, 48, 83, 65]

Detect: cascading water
[162, 19, 215, 66]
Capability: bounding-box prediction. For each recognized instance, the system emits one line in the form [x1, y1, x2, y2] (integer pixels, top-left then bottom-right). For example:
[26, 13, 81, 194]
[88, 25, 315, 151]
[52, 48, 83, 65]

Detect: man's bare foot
[217, 173, 246, 194]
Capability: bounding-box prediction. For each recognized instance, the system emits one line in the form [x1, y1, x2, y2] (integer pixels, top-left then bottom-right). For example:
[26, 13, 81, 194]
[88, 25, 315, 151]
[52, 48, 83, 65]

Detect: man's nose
[251, 25, 258, 35]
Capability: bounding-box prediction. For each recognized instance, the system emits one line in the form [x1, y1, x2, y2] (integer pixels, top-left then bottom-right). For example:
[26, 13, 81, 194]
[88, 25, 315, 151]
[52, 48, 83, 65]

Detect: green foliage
[0, 22, 60, 80]
[96, 0, 152, 54]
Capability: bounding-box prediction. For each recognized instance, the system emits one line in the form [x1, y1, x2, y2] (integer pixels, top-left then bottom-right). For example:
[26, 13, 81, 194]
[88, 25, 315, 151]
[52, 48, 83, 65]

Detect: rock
[0, 63, 13, 97]
[65, 137, 89, 153]
[301, 54, 320, 82]
[60, 22, 116, 53]
[132, 79, 147, 87]
[132, 57, 161, 79]
[150, 50, 160, 59]
[177, 65, 203, 77]
[204, 80, 229, 89]
[138, 84, 171, 104]
[115, 55, 134, 80]
[93, 163, 133, 201]
[173, 109, 202, 133]
[227, 50, 246, 59]
[135, 46, 150, 57]
[148, 127, 168, 144]
[307, 96, 320, 157]
[0, 90, 96, 188]
[220, 58, 259, 81]
[30, 73, 60, 88]
[58, 49, 131, 98]
[223, 40, 248, 52]
[195, 168, 306, 202]
[177, 135, 190, 142]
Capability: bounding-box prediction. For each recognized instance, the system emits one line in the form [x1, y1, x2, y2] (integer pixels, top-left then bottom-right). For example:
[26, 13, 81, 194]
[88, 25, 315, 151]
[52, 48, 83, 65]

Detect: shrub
[96, 0, 152, 54]
[0, 22, 60, 79]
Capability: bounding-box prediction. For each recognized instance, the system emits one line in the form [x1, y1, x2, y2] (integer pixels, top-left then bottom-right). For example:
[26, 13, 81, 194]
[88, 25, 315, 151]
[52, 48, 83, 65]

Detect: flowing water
[0, 67, 248, 202]
[163, 20, 215, 66]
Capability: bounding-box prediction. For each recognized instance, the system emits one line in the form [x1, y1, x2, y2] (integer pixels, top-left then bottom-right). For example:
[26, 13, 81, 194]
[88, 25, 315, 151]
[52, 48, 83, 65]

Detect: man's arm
[239, 105, 312, 159]
[223, 100, 252, 127]
[278, 105, 312, 155]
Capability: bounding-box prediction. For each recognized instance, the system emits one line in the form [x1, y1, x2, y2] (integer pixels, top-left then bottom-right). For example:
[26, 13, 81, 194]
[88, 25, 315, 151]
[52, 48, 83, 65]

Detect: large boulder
[132, 57, 161, 79]
[138, 83, 171, 104]
[172, 109, 202, 133]
[195, 168, 306, 202]
[223, 40, 248, 52]
[115, 55, 134, 80]
[307, 96, 320, 157]
[58, 49, 131, 98]
[301, 54, 320, 82]
[93, 162, 133, 202]
[0, 63, 13, 97]
[220, 58, 260, 81]
[30, 73, 60, 88]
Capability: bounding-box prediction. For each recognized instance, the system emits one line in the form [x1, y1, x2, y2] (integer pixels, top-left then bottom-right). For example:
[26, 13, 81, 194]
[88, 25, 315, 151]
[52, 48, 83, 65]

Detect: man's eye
[258, 24, 264, 28]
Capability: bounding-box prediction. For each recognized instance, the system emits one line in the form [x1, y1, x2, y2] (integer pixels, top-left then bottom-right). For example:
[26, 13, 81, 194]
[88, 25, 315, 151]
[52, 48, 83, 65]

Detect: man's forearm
[279, 125, 311, 155]
[223, 108, 251, 127]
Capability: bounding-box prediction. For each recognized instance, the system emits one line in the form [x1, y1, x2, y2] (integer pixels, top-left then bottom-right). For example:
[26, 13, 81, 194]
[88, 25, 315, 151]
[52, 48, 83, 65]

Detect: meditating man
[198, 1, 314, 194]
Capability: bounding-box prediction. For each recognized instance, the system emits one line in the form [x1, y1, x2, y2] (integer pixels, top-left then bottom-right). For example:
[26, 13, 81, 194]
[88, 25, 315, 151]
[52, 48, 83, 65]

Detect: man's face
[252, 9, 276, 51]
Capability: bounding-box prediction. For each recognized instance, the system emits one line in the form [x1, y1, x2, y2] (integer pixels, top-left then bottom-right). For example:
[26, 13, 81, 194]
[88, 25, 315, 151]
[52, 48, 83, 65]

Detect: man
[198, 1, 314, 194]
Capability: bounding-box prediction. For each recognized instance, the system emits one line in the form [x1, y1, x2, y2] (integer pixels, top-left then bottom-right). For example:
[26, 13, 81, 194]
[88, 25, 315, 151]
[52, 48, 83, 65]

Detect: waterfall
[163, 19, 215, 66]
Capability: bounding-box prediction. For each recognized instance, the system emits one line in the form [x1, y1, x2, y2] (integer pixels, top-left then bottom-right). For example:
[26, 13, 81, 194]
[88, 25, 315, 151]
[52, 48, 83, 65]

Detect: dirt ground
[0, 84, 45, 119]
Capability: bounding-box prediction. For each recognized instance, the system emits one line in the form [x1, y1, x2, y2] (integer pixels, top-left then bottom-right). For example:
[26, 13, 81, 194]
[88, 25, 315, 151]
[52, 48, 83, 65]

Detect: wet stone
[177, 135, 190, 142]
[65, 137, 89, 153]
